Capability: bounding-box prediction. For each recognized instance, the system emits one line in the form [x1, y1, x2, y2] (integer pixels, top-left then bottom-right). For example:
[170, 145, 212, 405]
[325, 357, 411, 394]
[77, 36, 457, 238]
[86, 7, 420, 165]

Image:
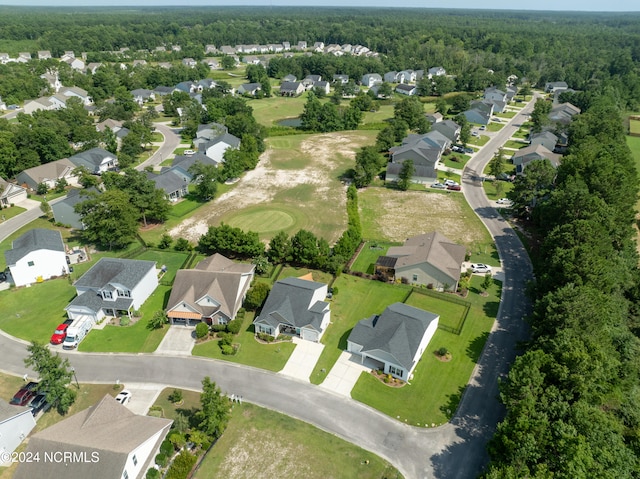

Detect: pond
[276, 118, 302, 128]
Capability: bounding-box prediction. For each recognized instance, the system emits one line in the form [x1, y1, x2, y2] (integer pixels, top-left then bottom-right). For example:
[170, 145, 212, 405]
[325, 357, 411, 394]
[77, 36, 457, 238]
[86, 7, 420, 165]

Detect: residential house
[169, 152, 221, 179]
[279, 81, 305, 97]
[157, 62, 173, 70]
[23, 97, 56, 114]
[65, 258, 158, 322]
[428, 66, 446, 78]
[5, 229, 68, 287]
[387, 130, 451, 182]
[283, 74, 297, 82]
[16, 158, 77, 190]
[130, 88, 155, 106]
[549, 102, 581, 125]
[68, 148, 118, 175]
[166, 253, 254, 325]
[313, 42, 325, 52]
[395, 83, 417, 96]
[483, 87, 508, 113]
[253, 276, 331, 342]
[0, 398, 36, 466]
[398, 70, 417, 83]
[85, 62, 103, 74]
[0, 53, 9, 64]
[59, 86, 92, 106]
[205, 44, 217, 54]
[333, 74, 349, 84]
[242, 55, 260, 65]
[51, 188, 98, 230]
[426, 112, 443, 124]
[385, 163, 437, 185]
[530, 131, 558, 152]
[282, 41, 291, 50]
[219, 45, 237, 55]
[37, 50, 52, 60]
[431, 119, 461, 143]
[302, 75, 322, 89]
[237, 83, 262, 96]
[0, 96, 6, 111]
[153, 85, 174, 96]
[463, 100, 494, 125]
[545, 81, 569, 93]
[202, 58, 220, 70]
[62, 56, 85, 71]
[174, 81, 201, 94]
[17, 52, 31, 63]
[361, 73, 383, 87]
[0, 177, 27, 206]
[296, 41, 308, 50]
[13, 395, 172, 479]
[505, 85, 518, 102]
[182, 58, 197, 68]
[40, 72, 62, 92]
[512, 144, 560, 174]
[347, 302, 439, 380]
[267, 43, 284, 53]
[384, 71, 399, 83]
[146, 170, 188, 201]
[375, 231, 466, 291]
[314, 80, 331, 95]
[95, 118, 124, 134]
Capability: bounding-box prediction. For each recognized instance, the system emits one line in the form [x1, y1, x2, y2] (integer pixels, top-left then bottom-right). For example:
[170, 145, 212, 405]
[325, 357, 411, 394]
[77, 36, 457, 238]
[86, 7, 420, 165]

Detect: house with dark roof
[0, 398, 37, 466]
[52, 188, 97, 229]
[13, 394, 172, 479]
[166, 254, 254, 325]
[430, 119, 461, 143]
[68, 148, 118, 175]
[253, 277, 330, 342]
[237, 83, 262, 96]
[530, 131, 558, 152]
[279, 81, 305, 97]
[193, 124, 241, 166]
[5, 229, 68, 287]
[347, 302, 439, 380]
[333, 74, 349, 84]
[65, 258, 157, 322]
[375, 232, 465, 291]
[512, 144, 561, 174]
[545, 81, 568, 93]
[146, 170, 188, 201]
[395, 83, 417, 96]
[16, 158, 77, 190]
[428, 66, 446, 77]
[386, 130, 452, 183]
[0, 177, 27, 207]
[462, 100, 494, 125]
[130, 88, 155, 106]
[169, 151, 221, 179]
[548, 102, 580, 125]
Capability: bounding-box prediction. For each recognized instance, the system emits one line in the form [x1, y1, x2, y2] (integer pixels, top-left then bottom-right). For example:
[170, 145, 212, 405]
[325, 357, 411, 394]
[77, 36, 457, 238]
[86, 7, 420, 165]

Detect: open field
[247, 94, 308, 127]
[169, 131, 378, 243]
[358, 186, 499, 265]
[361, 104, 394, 125]
[193, 402, 402, 479]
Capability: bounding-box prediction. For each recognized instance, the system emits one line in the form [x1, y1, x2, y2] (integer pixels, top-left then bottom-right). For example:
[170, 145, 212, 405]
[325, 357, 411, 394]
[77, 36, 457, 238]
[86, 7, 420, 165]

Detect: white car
[115, 390, 132, 405]
[444, 179, 459, 186]
[430, 182, 447, 189]
[496, 198, 512, 205]
[183, 149, 196, 156]
[470, 263, 492, 274]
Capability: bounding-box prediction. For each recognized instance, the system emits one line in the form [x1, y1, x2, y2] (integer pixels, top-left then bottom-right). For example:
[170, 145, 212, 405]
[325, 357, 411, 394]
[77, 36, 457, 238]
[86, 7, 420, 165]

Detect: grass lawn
[225, 203, 307, 239]
[486, 123, 504, 132]
[512, 128, 529, 139]
[192, 311, 296, 372]
[362, 104, 394, 125]
[351, 275, 501, 426]
[482, 179, 515, 201]
[630, 119, 640, 135]
[150, 387, 202, 421]
[310, 275, 410, 385]
[437, 170, 462, 183]
[193, 402, 402, 479]
[350, 240, 400, 274]
[79, 285, 171, 353]
[494, 111, 516, 119]
[503, 139, 528, 149]
[247, 94, 307, 127]
[275, 265, 334, 284]
[441, 153, 470, 170]
[133, 250, 190, 284]
[168, 197, 205, 219]
[468, 134, 490, 146]
[0, 205, 26, 221]
[405, 289, 469, 332]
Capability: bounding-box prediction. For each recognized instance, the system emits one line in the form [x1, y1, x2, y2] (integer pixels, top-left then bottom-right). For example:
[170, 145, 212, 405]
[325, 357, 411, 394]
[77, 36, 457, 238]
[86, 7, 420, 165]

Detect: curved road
[0, 103, 536, 479]
[135, 122, 183, 171]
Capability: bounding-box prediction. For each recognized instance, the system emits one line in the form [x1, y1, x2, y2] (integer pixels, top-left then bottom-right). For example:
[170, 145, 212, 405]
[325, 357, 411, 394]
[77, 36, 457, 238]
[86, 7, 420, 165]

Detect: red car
[447, 184, 462, 191]
[50, 324, 69, 345]
[10, 382, 38, 406]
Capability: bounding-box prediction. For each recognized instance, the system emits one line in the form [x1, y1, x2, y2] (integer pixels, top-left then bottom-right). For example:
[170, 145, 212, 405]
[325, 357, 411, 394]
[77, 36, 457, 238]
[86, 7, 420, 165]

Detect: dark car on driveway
[28, 393, 50, 416]
[10, 382, 39, 406]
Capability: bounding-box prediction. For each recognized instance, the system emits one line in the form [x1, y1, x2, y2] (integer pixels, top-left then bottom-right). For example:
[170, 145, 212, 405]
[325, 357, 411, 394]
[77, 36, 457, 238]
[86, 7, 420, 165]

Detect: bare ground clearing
[169, 131, 376, 242]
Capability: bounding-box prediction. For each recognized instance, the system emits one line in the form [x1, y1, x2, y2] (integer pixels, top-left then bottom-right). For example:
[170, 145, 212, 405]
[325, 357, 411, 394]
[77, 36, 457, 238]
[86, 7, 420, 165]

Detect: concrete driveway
[120, 383, 164, 415]
[320, 351, 371, 397]
[154, 325, 195, 356]
[279, 337, 323, 382]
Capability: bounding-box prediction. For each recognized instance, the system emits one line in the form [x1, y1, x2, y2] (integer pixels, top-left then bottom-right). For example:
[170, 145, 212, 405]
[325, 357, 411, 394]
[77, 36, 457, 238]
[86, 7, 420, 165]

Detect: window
[117, 289, 131, 298]
[123, 471, 129, 479]
[103, 291, 112, 299]
[132, 455, 137, 466]
[389, 366, 403, 378]
[412, 274, 418, 282]
[28, 261, 35, 267]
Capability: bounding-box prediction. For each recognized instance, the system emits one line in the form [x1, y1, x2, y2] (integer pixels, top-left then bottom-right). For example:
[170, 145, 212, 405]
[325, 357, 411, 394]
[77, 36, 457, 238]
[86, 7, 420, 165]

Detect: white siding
[121, 425, 171, 479]
[9, 250, 67, 287]
[0, 409, 36, 465]
[130, 266, 158, 310]
[411, 317, 439, 370]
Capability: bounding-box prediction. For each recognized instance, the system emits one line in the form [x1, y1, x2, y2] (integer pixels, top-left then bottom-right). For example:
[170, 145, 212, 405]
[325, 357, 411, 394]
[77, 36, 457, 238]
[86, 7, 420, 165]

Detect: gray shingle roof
[147, 170, 187, 195]
[5, 229, 65, 265]
[74, 258, 156, 291]
[172, 152, 219, 171]
[66, 289, 133, 313]
[254, 277, 328, 332]
[68, 147, 116, 170]
[348, 302, 438, 371]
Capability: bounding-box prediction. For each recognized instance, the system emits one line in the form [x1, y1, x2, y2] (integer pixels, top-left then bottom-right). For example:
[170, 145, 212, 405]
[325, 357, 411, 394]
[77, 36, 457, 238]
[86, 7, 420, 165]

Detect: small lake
[277, 118, 302, 127]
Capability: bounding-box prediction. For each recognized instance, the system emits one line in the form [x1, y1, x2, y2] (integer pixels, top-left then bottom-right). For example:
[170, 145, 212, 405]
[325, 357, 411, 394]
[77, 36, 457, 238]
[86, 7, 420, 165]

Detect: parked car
[10, 382, 39, 406]
[470, 263, 492, 274]
[444, 179, 459, 186]
[183, 149, 196, 156]
[479, 125, 486, 130]
[463, 147, 474, 154]
[28, 393, 50, 416]
[430, 182, 446, 189]
[50, 324, 69, 345]
[447, 184, 462, 191]
[0, 271, 6, 282]
[451, 146, 464, 153]
[115, 390, 132, 405]
[496, 198, 512, 205]
[472, 131, 479, 137]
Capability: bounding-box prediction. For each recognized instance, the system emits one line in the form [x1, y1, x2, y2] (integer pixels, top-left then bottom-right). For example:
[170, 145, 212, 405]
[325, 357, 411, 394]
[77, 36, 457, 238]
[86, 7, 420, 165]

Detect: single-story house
[462, 101, 494, 125]
[0, 398, 36, 466]
[426, 112, 443, 124]
[347, 302, 439, 380]
[59, 86, 91, 105]
[68, 148, 118, 175]
[314, 80, 331, 95]
[13, 395, 172, 479]
[146, 170, 189, 201]
[395, 83, 417, 96]
[37, 50, 51, 60]
[333, 74, 349, 84]
[169, 151, 221, 179]
[279, 81, 305, 97]
[51, 188, 98, 229]
[237, 83, 262, 96]
[375, 231, 465, 291]
[428, 66, 446, 77]
[361, 73, 383, 87]
[545, 81, 568, 93]
[16, 158, 77, 190]
[548, 102, 581, 125]
[194, 129, 241, 166]
[512, 144, 561, 174]
[253, 276, 330, 342]
[5, 229, 68, 287]
[0, 177, 27, 207]
[23, 97, 56, 114]
[65, 258, 158, 322]
[166, 253, 255, 325]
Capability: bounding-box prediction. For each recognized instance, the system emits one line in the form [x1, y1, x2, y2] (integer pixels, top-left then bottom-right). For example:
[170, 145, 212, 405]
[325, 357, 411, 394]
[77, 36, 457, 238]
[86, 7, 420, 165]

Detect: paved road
[0, 196, 65, 243]
[0, 100, 537, 479]
[135, 122, 183, 171]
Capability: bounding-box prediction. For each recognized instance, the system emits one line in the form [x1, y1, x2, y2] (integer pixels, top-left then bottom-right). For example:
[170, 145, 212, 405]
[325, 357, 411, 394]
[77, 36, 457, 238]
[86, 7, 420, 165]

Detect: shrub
[211, 324, 227, 333]
[436, 347, 449, 357]
[227, 319, 242, 335]
[160, 439, 173, 456]
[400, 276, 409, 284]
[218, 332, 233, 347]
[119, 316, 130, 326]
[168, 389, 183, 403]
[174, 237, 192, 251]
[155, 453, 168, 468]
[331, 286, 339, 296]
[257, 332, 274, 342]
[165, 451, 197, 479]
[168, 431, 186, 450]
[148, 310, 168, 330]
[158, 234, 173, 249]
[195, 322, 209, 339]
[146, 468, 160, 479]
[221, 344, 235, 355]
[244, 282, 271, 310]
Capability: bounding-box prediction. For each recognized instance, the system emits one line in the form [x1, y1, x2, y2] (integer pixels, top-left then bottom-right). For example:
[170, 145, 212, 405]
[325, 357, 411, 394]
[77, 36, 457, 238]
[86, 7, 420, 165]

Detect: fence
[405, 287, 471, 336]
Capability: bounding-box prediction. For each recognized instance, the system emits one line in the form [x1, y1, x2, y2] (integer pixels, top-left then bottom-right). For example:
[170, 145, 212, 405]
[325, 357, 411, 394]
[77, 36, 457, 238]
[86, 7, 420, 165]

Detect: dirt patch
[216, 428, 312, 479]
[169, 132, 373, 243]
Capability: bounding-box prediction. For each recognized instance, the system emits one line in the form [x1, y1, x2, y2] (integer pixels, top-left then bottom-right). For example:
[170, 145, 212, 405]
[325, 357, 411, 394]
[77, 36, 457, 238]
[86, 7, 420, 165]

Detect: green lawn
[133, 250, 190, 284]
[167, 197, 205, 219]
[351, 275, 501, 426]
[247, 94, 308, 127]
[0, 205, 26, 221]
[194, 402, 402, 479]
[437, 170, 462, 183]
[468, 134, 491, 146]
[361, 104, 394, 125]
[310, 275, 410, 384]
[350, 241, 400, 274]
[503, 139, 528, 149]
[150, 387, 202, 421]
[630, 119, 640, 135]
[487, 123, 504, 132]
[440, 153, 471, 170]
[405, 289, 469, 332]
[275, 265, 334, 284]
[192, 311, 296, 372]
[494, 111, 516, 119]
[79, 285, 170, 353]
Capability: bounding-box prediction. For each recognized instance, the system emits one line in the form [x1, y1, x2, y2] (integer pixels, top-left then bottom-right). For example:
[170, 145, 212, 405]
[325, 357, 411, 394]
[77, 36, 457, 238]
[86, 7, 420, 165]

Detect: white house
[0, 177, 27, 207]
[13, 394, 172, 479]
[5, 229, 68, 287]
[68, 147, 118, 175]
[65, 258, 158, 322]
[347, 302, 439, 380]
[0, 399, 37, 466]
[253, 276, 331, 342]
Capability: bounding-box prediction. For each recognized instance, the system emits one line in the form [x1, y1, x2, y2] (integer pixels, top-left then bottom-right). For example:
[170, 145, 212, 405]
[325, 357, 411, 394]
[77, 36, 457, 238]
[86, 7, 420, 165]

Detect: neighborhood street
[135, 121, 184, 171]
[0, 99, 536, 479]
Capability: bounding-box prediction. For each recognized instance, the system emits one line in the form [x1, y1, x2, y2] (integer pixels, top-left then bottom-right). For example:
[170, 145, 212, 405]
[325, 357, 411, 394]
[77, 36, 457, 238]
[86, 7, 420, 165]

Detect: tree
[416, 77, 433, 96]
[394, 96, 425, 131]
[488, 148, 506, 179]
[451, 93, 471, 113]
[195, 377, 230, 439]
[397, 160, 415, 191]
[268, 231, 290, 263]
[455, 114, 471, 146]
[221, 55, 236, 70]
[36, 182, 48, 195]
[481, 273, 493, 292]
[54, 177, 68, 193]
[290, 229, 320, 266]
[40, 200, 52, 219]
[435, 98, 449, 116]
[73, 166, 100, 189]
[377, 82, 393, 98]
[24, 341, 77, 414]
[508, 159, 557, 218]
[432, 75, 456, 96]
[75, 190, 139, 250]
[244, 282, 271, 310]
[188, 162, 218, 201]
[376, 126, 396, 152]
[530, 98, 552, 133]
[354, 146, 384, 188]
[148, 310, 168, 330]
